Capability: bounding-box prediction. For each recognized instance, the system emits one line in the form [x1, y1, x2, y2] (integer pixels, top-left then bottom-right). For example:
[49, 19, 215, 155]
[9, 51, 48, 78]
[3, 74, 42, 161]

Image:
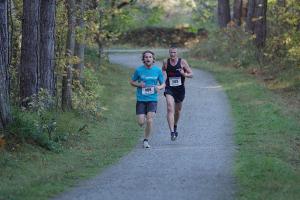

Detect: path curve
[53, 50, 236, 200]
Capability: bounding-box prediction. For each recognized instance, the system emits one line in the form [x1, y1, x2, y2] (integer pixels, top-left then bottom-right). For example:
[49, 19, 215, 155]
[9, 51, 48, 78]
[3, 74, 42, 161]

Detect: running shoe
[174, 131, 178, 138]
[171, 132, 176, 141]
[174, 125, 178, 138]
[143, 140, 151, 148]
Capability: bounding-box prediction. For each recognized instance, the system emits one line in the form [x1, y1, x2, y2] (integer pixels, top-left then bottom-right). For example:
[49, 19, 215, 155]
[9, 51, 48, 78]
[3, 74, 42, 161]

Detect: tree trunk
[246, 0, 256, 32]
[0, 0, 12, 128]
[20, 0, 40, 106]
[40, 0, 56, 96]
[74, 0, 85, 83]
[233, 0, 243, 26]
[218, 0, 231, 28]
[253, 0, 267, 48]
[62, 0, 76, 111]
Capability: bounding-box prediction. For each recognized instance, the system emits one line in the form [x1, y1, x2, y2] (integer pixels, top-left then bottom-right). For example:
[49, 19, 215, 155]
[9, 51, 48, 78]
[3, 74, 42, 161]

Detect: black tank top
[166, 58, 185, 87]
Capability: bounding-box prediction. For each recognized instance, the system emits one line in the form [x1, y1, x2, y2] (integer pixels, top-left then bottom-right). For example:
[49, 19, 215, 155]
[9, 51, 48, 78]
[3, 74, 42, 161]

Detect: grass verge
[0, 61, 140, 200]
[189, 58, 300, 200]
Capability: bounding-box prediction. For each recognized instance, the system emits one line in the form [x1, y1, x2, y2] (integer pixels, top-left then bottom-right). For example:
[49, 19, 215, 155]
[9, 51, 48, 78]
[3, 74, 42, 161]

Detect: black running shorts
[164, 86, 185, 103]
[136, 101, 157, 115]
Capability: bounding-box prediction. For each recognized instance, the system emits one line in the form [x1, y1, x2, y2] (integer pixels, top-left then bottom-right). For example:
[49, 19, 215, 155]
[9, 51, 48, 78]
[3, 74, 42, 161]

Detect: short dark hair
[142, 50, 155, 63]
[169, 44, 178, 49]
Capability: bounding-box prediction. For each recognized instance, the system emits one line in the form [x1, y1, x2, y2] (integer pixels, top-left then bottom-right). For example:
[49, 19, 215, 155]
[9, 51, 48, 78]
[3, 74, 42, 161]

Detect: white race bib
[142, 86, 155, 95]
[169, 77, 182, 87]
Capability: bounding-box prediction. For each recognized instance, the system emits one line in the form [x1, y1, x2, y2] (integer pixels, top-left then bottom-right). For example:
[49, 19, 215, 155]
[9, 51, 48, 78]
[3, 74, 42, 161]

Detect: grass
[188, 58, 300, 200]
[0, 56, 141, 200]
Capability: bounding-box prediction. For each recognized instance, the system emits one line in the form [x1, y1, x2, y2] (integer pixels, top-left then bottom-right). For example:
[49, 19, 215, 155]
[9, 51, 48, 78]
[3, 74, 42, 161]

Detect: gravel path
[53, 50, 236, 200]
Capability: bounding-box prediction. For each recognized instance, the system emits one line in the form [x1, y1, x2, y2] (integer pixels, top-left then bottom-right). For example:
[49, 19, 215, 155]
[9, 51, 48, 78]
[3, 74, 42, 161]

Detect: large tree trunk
[233, 0, 243, 26]
[0, 0, 12, 128]
[246, 0, 256, 32]
[20, 0, 40, 106]
[40, 0, 56, 96]
[62, 0, 76, 111]
[74, 0, 85, 83]
[218, 0, 231, 28]
[253, 0, 267, 48]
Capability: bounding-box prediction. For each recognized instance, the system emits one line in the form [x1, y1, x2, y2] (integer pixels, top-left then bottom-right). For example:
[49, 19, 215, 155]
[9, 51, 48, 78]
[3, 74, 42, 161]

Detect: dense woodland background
[0, 0, 299, 153]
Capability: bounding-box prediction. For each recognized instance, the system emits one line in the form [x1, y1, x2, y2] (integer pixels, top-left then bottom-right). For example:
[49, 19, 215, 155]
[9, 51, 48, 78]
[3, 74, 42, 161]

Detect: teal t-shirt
[131, 65, 164, 102]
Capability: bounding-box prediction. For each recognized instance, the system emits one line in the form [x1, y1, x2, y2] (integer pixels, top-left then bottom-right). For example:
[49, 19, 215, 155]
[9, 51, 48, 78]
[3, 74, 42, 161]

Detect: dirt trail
[53, 50, 236, 200]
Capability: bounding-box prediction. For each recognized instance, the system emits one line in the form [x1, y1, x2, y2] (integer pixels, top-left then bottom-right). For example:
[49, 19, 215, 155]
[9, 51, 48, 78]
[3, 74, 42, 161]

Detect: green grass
[189, 59, 300, 200]
[0, 61, 141, 200]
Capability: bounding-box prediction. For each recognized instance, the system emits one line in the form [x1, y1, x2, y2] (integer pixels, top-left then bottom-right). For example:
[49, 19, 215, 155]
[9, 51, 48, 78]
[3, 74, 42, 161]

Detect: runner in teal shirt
[130, 50, 165, 148]
[132, 65, 164, 102]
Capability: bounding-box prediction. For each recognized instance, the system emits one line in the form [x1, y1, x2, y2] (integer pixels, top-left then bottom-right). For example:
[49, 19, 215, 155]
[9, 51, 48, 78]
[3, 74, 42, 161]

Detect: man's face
[169, 48, 177, 59]
[143, 53, 154, 66]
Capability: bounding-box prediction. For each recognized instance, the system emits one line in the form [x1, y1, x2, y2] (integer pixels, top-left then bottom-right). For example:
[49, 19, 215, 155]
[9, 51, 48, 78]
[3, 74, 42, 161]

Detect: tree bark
[246, 0, 256, 32]
[233, 0, 243, 26]
[74, 0, 85, 83]
[40, 0, 56, 96]
[253, 0, 267, 47]
[0, 0, 12, 128]
[247, 0, 267, 47]
[20, 0, 40, 106]
[218, 0, 231, 28]
[62, 0, 76, 111]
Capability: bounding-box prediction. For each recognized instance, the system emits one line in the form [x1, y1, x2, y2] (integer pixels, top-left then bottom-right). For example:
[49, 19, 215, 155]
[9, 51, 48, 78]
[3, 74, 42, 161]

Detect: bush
[72, 68, 104, 120]
[7, 89, 64, 152]
[192, 26, 257, 68]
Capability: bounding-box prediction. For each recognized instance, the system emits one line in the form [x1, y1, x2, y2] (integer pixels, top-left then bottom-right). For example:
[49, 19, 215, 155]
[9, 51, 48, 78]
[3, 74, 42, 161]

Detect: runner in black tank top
[164, 58, 186, 103]
[166, 58, 185, 88]
[162, 47, 193, 141]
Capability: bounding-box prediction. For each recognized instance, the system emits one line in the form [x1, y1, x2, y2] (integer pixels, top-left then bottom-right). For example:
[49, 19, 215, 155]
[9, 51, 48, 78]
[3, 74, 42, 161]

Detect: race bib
[169, 77, 182, 87]
[142, 86, 155, 95]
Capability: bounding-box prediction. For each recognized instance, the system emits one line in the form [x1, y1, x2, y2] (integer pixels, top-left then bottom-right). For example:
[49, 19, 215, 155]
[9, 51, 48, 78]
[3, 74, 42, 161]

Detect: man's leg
[145, 111, 155, 139]
[174, 102, 182, 127]
[166, 94, 175, 133]
[174, 102, 182, 137]
[137, 114, 145, 127]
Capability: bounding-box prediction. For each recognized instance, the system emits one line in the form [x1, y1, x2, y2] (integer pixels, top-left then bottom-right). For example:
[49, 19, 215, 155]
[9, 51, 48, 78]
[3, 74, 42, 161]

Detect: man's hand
[139, 81, 145, 88]
[178, 67, 186, 77]
[155, 83, 166, 92]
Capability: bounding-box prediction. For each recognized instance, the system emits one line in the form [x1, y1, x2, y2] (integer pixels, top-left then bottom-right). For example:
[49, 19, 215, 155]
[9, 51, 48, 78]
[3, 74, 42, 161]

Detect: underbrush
[190, 25, 300, 119]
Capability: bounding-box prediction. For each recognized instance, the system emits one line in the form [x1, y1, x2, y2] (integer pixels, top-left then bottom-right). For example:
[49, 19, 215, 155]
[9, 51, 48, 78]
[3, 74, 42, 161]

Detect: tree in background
[62, 0, 76, 111]
[19, 0, 40, 106]
[246, 0, 267, 47]
[74, 0, 86, 83]
[233, 0, 243, 26]
[218, 0, 231, 27]
[39, 0, 56, 97]
[0, 0, 12, 128]
[252, 0, 267, 48]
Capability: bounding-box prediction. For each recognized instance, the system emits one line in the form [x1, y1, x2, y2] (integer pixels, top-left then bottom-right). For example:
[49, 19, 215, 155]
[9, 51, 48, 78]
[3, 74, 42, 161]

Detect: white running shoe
[143, 140, 151, 149]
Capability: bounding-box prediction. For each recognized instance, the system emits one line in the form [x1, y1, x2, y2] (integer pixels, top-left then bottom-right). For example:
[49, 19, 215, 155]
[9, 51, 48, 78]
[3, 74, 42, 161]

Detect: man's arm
[156, 69, 166, 91]
[162, 59, 168, 78]
[130, 79, 145, 88]
[130, 69, 145, 88]
[180, 59, 193, 78]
